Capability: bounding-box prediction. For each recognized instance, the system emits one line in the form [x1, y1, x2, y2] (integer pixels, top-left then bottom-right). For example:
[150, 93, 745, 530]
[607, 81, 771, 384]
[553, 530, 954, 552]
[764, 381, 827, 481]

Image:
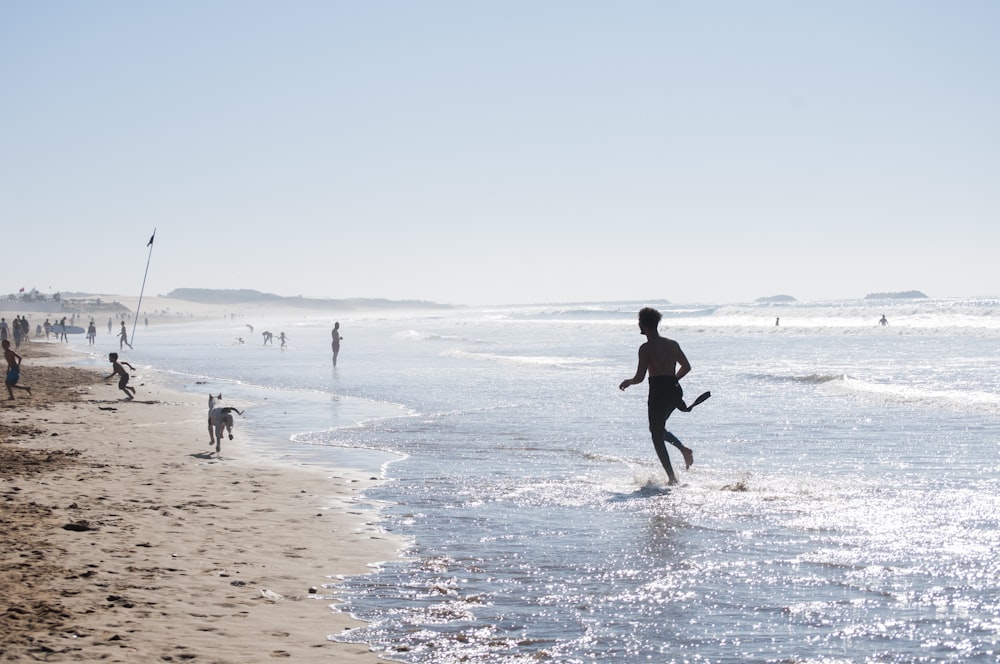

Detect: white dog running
[207, 393, 244, 455]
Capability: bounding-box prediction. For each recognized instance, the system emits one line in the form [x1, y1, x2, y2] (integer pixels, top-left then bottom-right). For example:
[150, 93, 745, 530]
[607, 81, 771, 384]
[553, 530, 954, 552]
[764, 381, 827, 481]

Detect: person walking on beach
[4, 340, 31, 400]
[619, 307, 703, 485]
[87, 320, 97, 346]
[18, 316, 30, 346]
[106, 352, 136, 400]
[118, 321, 133, 350]
[331, 322, 342, 366]
[278, 332, 288, 349]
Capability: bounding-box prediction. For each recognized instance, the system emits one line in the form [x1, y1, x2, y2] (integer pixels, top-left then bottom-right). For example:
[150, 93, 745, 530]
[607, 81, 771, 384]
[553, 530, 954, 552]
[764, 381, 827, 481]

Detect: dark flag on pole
[133, 228, 157, 346]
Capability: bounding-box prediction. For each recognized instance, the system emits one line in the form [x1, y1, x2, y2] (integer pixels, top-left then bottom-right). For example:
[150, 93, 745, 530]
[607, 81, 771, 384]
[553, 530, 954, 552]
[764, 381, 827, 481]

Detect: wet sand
[0, 342, 401, 662]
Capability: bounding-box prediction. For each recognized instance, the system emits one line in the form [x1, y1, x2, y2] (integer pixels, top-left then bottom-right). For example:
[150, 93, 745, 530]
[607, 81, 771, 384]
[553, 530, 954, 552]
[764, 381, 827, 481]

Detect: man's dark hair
[638, 307, 661, 330]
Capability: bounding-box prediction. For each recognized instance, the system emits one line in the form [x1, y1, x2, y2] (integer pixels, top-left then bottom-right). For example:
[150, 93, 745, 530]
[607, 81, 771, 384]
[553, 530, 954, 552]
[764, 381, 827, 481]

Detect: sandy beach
[1, 340, 402, 662]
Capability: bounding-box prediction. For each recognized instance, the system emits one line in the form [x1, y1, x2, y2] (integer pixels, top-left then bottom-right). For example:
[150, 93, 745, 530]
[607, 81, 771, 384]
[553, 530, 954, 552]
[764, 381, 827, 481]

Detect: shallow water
[71, 299, 1000, 662]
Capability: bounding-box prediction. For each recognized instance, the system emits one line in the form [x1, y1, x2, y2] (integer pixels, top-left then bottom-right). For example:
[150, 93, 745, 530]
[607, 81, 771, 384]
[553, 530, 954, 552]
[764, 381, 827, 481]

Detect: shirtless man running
[619, 307, 697, 485]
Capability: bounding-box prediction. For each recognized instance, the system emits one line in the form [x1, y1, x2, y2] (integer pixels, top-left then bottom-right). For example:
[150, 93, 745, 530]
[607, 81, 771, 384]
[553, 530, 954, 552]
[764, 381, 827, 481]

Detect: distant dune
[165, 288, 454, 311]
[755, 294, 797, 303]
[863, 290, 928, 300]
[1, 289, 455, 322]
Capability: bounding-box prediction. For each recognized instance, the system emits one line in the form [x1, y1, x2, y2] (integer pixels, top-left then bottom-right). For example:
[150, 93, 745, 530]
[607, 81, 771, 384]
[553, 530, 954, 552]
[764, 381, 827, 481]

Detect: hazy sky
[2, 1, 998, 305]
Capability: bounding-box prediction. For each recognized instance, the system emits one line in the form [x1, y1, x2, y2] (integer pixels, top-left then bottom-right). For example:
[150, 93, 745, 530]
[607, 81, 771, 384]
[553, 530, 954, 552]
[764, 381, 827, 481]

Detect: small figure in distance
[331, 322, 342, 366]
[87, 320, 97, 346]
[278, 332, 288, 349]
[19, 317, 30, 346]
[262, 330, 273, 345]
[3, 339, 31, 400]
[12, 316, 23, 350]
[775, 317, 780, 327]
[118, 321, 133, 350]
[879, 315, 889, 327]
[619, 307, 710, 485]
[107, 352, 136, 400]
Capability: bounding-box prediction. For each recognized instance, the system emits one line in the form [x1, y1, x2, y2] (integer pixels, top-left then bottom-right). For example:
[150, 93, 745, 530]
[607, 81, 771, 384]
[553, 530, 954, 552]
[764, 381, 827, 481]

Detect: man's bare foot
[682, 447, 694, 470]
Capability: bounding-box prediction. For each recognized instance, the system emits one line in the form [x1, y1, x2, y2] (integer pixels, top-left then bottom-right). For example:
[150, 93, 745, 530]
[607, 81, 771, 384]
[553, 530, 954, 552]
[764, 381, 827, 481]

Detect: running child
[107, 352, 136, 400]
[4, 339, 31, 400]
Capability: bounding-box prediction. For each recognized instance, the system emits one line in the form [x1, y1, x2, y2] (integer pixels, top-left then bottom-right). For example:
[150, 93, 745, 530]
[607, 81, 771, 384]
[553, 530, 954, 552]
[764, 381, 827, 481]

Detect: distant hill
[165, 288, 453, 310]
[863, 290, 928, 300]
[755, 294, 797, 303]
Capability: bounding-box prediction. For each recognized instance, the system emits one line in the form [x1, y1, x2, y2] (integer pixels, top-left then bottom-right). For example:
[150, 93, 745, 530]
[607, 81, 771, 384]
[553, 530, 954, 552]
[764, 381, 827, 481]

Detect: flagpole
[132, 229, 156, 346]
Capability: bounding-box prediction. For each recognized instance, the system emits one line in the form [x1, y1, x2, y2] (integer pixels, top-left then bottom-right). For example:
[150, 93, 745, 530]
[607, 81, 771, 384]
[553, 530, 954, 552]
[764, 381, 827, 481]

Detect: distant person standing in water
[87, 320, 97, 345]
[118, 321, 133, 349]
[879, 315, 889, 326]
[619, 307, 709, 485]
[331, 322, 342, 366]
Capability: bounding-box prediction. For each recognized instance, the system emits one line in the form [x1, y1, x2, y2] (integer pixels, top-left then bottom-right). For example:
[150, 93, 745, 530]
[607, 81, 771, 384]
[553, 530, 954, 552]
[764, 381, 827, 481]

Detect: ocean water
[71, 298, 1000, 663]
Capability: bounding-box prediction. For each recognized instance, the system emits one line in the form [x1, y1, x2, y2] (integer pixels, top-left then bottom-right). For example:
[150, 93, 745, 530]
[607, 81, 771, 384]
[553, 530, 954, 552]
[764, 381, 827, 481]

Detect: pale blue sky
[2, 1, 998, 305]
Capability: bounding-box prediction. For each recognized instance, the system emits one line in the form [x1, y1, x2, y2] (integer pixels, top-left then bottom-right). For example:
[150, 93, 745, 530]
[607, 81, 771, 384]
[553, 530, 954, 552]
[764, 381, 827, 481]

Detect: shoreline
[0, 342, 403, 662]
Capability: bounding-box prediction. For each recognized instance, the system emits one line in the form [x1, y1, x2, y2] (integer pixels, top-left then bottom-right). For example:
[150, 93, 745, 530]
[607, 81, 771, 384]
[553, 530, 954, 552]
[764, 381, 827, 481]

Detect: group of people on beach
[7, 308, 709, 483]
[260, 330, 289, 348]
[5, 342, 137, 405]
[4, 305, 713, 485]
[4, 317, 353, 463]
[258, 323, 342, 365]
[1, 316, 34, 349]
[6, 308, 709, 484]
